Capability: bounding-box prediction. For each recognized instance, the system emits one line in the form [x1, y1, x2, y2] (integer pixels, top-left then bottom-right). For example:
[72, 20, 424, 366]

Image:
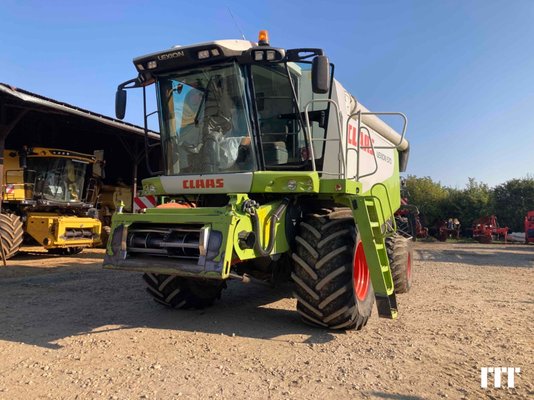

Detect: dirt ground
[0, 242, 532, 400]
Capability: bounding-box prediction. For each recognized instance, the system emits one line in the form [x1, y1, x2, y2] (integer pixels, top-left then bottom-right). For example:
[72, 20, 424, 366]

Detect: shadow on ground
[366, 392, 426, 400]
[15, 250, 105, 261]
[0, 256, 335, 349]
[415, 243, 534, 268]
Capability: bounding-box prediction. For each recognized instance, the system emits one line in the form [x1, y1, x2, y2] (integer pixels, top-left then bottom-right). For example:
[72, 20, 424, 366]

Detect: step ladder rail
[346, 111, 379, 181]
[358, 111, 408, 150]
[370, 182, 398, 236]
[346, 111, 408, 181]
[348, 195, 397, 319]
[356, 125, 379, 180]
[345, 117, 358, 180]
[304, 99, 345, 179]
[366, 194, 392, 237]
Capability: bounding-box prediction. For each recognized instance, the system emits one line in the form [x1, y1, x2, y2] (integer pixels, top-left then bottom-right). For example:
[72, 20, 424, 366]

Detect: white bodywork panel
[160, 173, 253, 194]
[322, 80, 401, 192]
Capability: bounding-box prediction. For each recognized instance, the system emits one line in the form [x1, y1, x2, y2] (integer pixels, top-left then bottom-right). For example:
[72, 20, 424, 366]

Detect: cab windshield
[157, 63, 254, 175]
[28, 158, 88, 203]
[250, 62, 327, 170]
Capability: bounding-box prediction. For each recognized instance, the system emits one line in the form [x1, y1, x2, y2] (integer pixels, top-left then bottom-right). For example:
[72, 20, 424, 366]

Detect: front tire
[0, 213, 23, 259]
[291, 209, 375, 330]
[143, 273, 224, 309]
[386, 233, 413, 294]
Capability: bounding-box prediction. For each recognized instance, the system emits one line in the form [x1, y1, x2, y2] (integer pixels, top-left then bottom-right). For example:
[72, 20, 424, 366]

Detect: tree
[442, 178, 492, 230]
[404, 175, 449, 226]
[404, 175, 534, 235]
[491, 177, 534, 231]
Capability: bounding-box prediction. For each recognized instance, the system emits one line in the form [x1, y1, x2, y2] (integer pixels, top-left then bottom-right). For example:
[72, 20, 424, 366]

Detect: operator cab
[29, 157, 87, 203]
[116, 31, 332, 176]
[3, 147, 97, 208]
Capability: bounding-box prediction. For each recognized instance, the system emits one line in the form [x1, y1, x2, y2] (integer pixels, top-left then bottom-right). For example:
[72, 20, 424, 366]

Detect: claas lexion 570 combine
[1, 147, 102, 258]
[105, 31, 412, 330]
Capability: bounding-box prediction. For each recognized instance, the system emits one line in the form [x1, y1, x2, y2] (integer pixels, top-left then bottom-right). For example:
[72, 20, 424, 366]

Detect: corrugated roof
[0, 83, 159, 140]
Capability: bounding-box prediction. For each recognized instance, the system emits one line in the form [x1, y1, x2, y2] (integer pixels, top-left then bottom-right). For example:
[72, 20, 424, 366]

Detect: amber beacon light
[258, 30, 270, 46]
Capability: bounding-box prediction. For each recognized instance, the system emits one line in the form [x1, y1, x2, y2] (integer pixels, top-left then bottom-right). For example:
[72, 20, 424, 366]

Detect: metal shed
[0, 83, 159, 198]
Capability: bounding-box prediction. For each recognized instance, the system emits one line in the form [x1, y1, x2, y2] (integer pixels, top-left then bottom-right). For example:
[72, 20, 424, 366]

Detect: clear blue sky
[1, 0, 533, 188]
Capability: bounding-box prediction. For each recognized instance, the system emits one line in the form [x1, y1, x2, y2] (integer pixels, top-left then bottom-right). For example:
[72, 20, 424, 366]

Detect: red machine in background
[525, 211, 534, 244]
[395, 197, 428, 241]
[472, 215, 508, 243]
[437, 218, 461, 241]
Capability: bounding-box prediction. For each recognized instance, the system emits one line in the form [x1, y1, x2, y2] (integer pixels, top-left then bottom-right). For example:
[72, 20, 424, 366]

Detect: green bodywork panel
[359, 153, 402, 221]
[104, 204, 236, 278]
[250, 171, 319, 193]
[141, 176, 165, 196]
[319, 179, 361, 195]
[103, 194, 289, 279]
[232, 199, 289, 261]
[105, 150, 402, 319]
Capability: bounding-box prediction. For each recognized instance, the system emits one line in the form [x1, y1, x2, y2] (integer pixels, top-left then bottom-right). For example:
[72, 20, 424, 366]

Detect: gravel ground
[0, 242, 532, 399]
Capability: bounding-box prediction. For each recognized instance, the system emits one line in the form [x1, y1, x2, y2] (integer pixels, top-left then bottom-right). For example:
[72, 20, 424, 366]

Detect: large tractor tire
[143, 273, 224, 309]
[0, 213, 23, 259]
[291, 209, 375, 330]
[386, 233, 413, 294]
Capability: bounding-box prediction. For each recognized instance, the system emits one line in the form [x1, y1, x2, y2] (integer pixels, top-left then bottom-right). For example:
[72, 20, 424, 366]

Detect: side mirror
[312, 55, 330, 94]
[115, 88, 127, 120]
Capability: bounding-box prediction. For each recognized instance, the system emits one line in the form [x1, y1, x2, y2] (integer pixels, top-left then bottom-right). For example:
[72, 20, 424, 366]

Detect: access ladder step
[375, 294, 398, 319]
[351, 195, 397, 319]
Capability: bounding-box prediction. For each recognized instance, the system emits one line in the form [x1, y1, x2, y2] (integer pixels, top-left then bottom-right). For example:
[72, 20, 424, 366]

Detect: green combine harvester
[105, 31, 413, 330]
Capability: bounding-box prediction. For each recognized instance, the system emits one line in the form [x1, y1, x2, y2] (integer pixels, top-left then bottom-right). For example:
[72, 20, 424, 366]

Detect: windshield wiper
[284, 63, 308, 138]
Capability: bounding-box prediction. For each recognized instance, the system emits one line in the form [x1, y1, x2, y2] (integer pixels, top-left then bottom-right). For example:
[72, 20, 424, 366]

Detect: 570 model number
[376, 151, 392, 164]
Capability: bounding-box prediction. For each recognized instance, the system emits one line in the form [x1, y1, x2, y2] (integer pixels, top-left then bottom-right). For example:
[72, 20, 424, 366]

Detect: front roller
[291, 209, 375, 330]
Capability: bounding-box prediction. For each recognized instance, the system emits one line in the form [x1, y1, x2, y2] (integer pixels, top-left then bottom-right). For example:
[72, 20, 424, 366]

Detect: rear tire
[143, 273, 224, 309]
[0, 213, 23, 259]
[291, 209, 375, 330]
[386, 233, 413, 294]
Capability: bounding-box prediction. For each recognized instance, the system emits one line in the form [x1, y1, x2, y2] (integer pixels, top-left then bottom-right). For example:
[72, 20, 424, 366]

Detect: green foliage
[403, 175, 534, 232]
[442, 178, 492, 229]
[404, 175, 448, 226]
[491, 177, 534, 231]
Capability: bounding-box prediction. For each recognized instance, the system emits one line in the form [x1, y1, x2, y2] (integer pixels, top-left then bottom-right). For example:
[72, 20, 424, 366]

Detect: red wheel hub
[353, 241, 370, 301]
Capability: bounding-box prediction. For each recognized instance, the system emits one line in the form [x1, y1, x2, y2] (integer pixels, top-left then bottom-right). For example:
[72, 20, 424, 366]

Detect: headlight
[287, 180, 297, 191]
[145, 184, 157, 194]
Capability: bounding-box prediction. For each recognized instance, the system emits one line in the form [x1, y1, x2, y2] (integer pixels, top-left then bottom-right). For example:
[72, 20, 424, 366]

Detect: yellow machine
[96, 183, 132, 245]
[1, 147, 102, 257]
